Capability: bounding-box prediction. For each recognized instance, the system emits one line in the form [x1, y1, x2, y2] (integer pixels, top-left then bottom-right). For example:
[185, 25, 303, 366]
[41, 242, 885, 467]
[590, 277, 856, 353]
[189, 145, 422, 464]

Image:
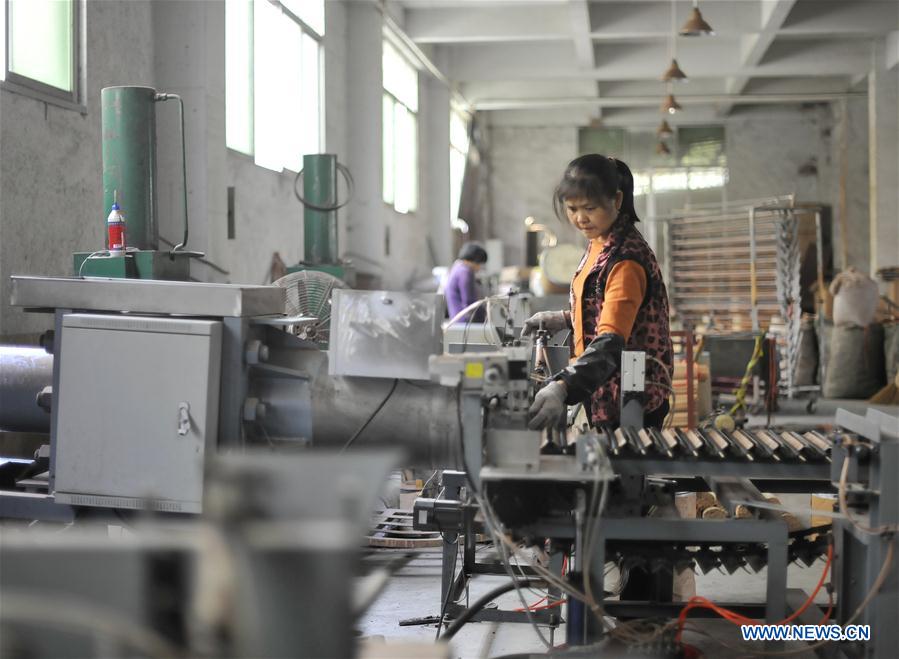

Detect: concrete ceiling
[394, 0, 899, 124]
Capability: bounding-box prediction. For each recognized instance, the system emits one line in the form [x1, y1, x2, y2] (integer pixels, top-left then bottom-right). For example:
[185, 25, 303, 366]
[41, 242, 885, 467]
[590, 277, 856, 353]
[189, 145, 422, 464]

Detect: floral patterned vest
[569, 223, 674, 427]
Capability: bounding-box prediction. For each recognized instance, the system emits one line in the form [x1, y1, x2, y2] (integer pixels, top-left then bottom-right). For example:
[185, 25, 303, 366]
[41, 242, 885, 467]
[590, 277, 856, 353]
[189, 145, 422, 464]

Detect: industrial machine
[413, 342, 898, 657]
[0, 276, 457, 519]
[0, 85, 894, 657]
[288, 153, 356, 284]
[75, 86, 198, 280]
[0, 281, 896, 657]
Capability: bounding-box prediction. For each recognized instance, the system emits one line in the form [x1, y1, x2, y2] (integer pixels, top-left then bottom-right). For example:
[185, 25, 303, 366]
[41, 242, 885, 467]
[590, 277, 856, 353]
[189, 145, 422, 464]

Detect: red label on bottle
[108, 221, 126, 251]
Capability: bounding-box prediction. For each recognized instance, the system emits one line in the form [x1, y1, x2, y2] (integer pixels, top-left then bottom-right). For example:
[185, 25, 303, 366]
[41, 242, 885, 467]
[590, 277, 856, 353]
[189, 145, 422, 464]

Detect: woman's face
[564, 192, 622, 240]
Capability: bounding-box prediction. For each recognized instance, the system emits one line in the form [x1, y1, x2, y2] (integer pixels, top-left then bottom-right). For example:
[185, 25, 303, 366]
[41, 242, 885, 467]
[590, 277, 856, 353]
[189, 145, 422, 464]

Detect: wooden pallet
[366, 509, 444, 549]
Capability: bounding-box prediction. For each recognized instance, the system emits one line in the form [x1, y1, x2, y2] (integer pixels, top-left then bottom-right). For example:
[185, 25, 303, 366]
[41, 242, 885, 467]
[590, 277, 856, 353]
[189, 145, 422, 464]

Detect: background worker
[523, 154, 674, 432]
[445, 241, 488, 322]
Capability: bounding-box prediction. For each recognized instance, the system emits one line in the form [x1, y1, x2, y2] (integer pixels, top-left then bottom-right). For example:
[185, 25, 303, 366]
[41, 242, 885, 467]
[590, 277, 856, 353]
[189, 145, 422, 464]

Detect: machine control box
[54, 314, 222, 513]
[429, 346, 531, 394]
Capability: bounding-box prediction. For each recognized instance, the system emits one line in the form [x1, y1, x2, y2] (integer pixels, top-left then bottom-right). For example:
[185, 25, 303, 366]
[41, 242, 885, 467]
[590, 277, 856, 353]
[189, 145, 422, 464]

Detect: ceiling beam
[568, 1, 594, 68]
[446, 39, 870, 82]
[473, 91, 866, 112]
[778, 1, 899, 39]
[887, 31, 899, 70]
[403, 6, 570, 43]
[720, 0, 798, 115]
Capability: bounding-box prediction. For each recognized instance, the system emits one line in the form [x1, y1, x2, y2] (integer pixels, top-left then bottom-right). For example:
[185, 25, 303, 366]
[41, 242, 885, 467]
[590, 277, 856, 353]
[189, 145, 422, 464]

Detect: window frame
[1, 0, 85, 113]
[381, 36, 420, 215]
[226, 0, 325, 173]
[449, 107, 470, 229]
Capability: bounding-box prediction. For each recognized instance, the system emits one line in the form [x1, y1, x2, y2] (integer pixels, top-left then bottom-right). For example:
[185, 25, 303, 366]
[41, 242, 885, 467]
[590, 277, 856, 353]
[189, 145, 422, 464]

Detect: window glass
[226, 0, 254, 155]
[382, 40, 418, 112]
[282, 0, 324, 36]
[382, 38, 419, 213]
[253, 0, 283, 171]
[226, 0, 323, 170]
[688, 168, 728, 190]
[393, 103, 417, 213]
[652, 170, 689, 193]
[449, 110, 470, 225]
[301, 32, 322, 158]
[279, 17, 304, 172]
[8, 0, 73, 92]
[450, 111, 469, 153]
[0, 0, 6, 81]
[382, 94, 395, 205]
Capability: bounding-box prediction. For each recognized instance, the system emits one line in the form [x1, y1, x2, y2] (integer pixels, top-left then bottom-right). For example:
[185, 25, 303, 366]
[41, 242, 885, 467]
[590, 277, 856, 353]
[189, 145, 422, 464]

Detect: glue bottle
[107, 192, 126, 255]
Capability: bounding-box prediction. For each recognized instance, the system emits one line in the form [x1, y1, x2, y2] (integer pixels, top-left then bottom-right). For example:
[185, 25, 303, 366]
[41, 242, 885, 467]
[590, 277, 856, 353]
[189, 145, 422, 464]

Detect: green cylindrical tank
[101, 86, 158, 250]
[303, 153, 338, 264]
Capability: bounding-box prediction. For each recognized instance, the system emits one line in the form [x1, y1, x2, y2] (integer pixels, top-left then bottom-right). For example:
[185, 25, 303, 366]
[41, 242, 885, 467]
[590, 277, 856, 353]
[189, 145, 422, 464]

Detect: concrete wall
[483, 102, 873, 274]
[867, 50, 899, 279]
[0, 0, 155, 342]
[487, 123, 580, 268]
[833, 98, 870, 273]
[342, 2, 452, 290]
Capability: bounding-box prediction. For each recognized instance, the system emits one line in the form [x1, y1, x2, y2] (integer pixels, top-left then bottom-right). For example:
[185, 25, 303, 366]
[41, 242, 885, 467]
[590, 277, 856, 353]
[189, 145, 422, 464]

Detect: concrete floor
[359, 546, 828, 658]
[359, 398, 899, 658]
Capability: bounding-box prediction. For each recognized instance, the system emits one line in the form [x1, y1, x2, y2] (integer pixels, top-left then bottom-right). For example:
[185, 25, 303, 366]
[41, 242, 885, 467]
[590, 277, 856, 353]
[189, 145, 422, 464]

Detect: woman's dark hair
[552, 154, 640, 225]
[458, 241, 488, 264]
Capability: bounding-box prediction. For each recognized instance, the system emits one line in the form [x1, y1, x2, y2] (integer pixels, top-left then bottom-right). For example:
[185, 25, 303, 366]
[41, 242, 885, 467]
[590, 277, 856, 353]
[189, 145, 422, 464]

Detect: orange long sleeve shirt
[571, 239, 647, 357]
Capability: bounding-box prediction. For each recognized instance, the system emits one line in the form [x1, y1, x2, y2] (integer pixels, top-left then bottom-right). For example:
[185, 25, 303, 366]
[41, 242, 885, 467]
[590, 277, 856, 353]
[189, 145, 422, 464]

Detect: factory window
[382, 38, 419, 214]
[0, 0, 81, 108]
[449, 109, 470, 228]
[226, 0, 324, 172]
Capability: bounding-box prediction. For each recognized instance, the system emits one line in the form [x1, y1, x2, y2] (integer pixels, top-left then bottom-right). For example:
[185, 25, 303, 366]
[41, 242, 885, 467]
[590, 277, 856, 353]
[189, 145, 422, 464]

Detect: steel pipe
[0, 346, 53, 433]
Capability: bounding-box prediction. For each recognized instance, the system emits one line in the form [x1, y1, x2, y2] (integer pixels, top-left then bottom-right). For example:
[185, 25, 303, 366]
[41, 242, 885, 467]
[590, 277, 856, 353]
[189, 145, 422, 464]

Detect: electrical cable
[647, 354, 676, 428]
[293, 161, 355, 212]
[155, 93, 190, 253]
[473, 493, 559, 648]
[648, 380, 676, 428]
[838, 454, 899, 535]
[440, 578, 543, 640]
[680, 539, 890, 659]
[730, 334, 765, 416]
[447, 298, 489, 327]
[339, 379, 399, 453]
[77, 250, 111, 278]
[674, 543, 834, 643]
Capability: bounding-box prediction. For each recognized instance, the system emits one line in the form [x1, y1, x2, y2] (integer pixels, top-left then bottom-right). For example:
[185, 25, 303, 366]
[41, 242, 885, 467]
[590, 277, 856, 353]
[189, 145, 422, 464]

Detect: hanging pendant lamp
[656, 141, 672, 156]
[657, 119, 674, 138]
[661, 93, 683, 114]
[661, 58, 688, 82]
[680, 1, 715, 37]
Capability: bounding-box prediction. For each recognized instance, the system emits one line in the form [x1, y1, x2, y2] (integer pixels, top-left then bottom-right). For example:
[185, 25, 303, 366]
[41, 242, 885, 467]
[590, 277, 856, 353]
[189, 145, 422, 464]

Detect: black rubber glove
[553, 332, 625, 405]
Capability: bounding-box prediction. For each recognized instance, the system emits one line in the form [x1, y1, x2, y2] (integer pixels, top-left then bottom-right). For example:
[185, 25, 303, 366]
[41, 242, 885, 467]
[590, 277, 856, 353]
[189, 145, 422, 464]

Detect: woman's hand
[520, 311, 568, 338]
[528, 381, 567, 430]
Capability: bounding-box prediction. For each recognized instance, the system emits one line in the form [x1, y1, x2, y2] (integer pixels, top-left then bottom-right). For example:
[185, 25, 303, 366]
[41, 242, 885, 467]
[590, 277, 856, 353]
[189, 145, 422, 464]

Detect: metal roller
[0, 344, 461, 468]
[0, 346, 53, 433]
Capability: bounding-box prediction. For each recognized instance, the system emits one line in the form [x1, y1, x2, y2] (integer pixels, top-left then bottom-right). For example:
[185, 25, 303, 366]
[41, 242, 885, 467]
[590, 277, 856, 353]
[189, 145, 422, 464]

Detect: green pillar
[102, 86, 158, 250]
[303, 153, 338, 264]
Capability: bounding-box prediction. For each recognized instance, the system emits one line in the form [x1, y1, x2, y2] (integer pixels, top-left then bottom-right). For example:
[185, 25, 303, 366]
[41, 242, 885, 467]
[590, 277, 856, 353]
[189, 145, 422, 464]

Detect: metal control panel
[54, 314, 222, 513]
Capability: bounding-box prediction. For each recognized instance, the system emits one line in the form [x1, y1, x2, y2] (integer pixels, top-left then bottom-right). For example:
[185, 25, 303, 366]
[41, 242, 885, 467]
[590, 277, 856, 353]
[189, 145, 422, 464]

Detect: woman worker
[445, 242, 488, 322]
[523, 154, 673, 431]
